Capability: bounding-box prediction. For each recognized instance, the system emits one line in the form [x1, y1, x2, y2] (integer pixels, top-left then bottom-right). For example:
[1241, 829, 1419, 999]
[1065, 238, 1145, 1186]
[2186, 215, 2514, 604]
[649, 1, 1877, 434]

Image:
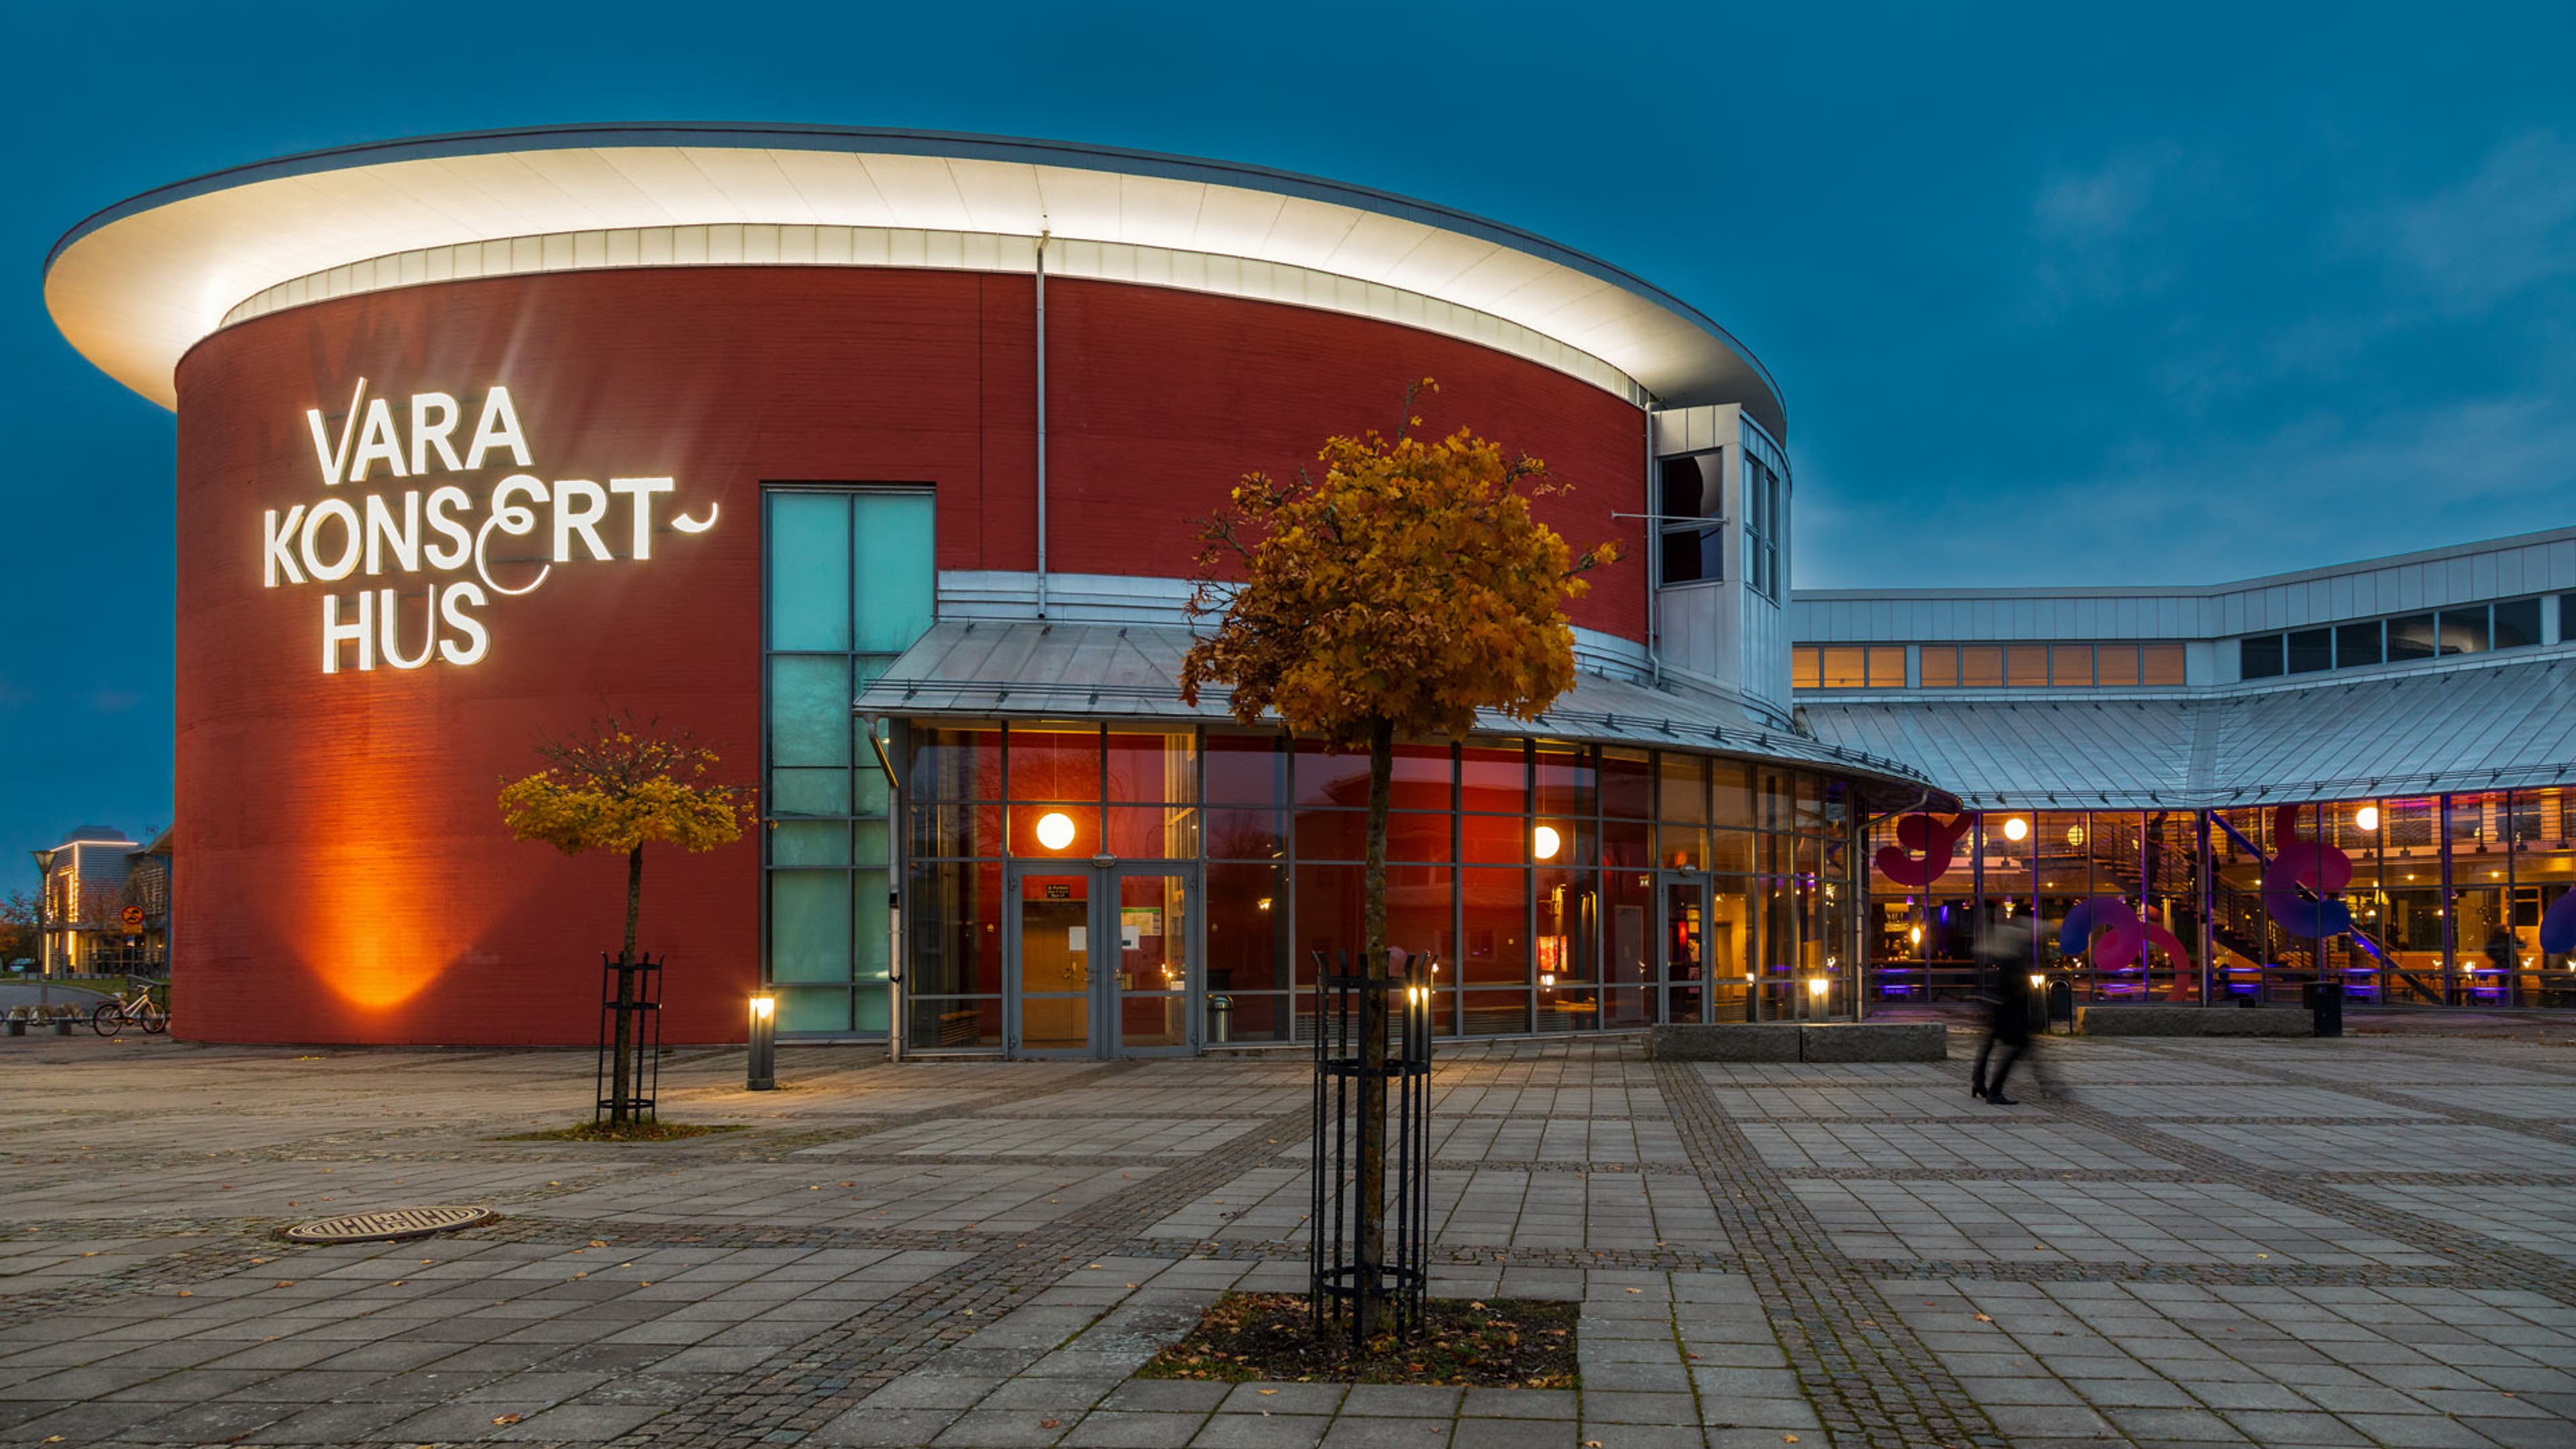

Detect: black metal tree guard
[595, 953, 664, 1124]
[1310, 947, 1434, 1347]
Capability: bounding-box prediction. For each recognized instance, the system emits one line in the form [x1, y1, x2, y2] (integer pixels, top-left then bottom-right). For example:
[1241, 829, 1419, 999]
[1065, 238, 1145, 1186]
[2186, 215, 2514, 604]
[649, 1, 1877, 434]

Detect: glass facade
[902, 726, 1866, 1055]
[1868, 790, 2576, 1007]
[762, 488, 936, 1034]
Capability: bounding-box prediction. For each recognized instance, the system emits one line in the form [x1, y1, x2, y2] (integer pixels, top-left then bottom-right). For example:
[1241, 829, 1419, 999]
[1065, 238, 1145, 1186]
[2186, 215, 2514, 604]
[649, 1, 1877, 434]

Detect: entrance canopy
[856, 619, 1946, 804]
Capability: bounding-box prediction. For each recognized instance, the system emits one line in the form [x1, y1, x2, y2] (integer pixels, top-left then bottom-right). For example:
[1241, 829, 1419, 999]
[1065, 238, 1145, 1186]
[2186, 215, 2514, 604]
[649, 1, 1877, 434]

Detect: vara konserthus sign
[261, 380, 717, 673]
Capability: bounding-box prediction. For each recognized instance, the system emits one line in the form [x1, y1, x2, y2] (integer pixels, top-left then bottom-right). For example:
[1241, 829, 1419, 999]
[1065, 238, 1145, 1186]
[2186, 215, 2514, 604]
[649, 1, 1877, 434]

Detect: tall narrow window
[1742, 454, 1782, 600]
[765, 488, 936, 1035]
[1656, 451, 1725, 586]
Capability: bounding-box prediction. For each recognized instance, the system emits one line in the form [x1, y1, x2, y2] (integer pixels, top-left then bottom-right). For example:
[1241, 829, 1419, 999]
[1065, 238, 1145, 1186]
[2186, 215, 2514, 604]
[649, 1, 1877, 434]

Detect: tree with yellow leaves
[1181, 381, 1617, 1333]
[498, 713, 752, 1122]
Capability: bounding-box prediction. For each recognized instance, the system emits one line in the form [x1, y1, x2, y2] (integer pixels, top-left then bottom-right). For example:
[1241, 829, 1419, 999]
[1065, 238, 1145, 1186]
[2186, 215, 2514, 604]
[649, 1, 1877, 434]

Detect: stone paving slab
[0, 1027, 2569, 1447]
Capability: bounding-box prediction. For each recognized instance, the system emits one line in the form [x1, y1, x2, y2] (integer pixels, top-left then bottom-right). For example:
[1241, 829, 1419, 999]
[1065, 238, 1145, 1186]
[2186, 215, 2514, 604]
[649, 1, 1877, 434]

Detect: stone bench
[2076, 1004, 2315, 1036]
[1648, 1022, 1947, 1062]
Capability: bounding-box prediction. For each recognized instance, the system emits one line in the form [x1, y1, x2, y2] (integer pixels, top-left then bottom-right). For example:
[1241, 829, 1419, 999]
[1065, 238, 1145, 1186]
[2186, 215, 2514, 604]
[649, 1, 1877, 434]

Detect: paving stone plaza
[3, 1027, 2574, 1448]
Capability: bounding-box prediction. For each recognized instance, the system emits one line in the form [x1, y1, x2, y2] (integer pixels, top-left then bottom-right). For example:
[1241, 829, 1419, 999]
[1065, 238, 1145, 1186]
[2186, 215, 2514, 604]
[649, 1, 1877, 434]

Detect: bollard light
[747, 992, 777, 1091]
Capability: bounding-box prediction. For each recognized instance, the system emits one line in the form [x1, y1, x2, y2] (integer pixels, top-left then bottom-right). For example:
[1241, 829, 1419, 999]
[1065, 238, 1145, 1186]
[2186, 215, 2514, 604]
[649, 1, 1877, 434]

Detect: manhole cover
[282, 1205, 496, 1244]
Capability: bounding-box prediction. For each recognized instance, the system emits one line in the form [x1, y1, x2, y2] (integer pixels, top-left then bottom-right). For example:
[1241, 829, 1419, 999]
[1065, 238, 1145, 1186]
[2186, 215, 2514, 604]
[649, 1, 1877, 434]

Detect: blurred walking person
[1972, 918, 2036, 1104]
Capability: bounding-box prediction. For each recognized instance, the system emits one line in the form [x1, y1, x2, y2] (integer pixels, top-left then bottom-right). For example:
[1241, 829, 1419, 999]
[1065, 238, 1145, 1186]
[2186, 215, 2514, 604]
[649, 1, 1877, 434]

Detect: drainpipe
[1643, 415, 1660, 686]
[1034, 229, 1050, 621]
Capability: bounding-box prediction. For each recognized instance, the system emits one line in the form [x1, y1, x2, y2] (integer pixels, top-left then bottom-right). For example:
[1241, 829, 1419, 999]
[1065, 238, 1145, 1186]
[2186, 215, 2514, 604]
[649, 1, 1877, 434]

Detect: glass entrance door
[1659, 873, 1711, 1024]
[1110, 867, 1195, 1055]
[1006, 862, 1199, 1058]
[1009, 867, 1093, 1057]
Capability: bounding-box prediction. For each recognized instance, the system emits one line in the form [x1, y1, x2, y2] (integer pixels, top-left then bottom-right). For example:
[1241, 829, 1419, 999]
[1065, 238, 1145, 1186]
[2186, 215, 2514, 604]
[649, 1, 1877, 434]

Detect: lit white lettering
[301, 498, 363, 582]
[465, 386, 531, 471]
[274, 384, 710, 673]
[348, 397, 408, 482]
[423, 486, 473, 571]
[474, 474, 552, 597]
[364, 492, 420, 576]
[552, 480, 612, 563]
[610, 478, 675, 559]
[304, 377, 366, 487]
[378, 588, 437, 669]
[263, 506, 307, 586]
[321, 591, 373, 674]
[438, 581, 489, 666]
[409, 392, 464, 476]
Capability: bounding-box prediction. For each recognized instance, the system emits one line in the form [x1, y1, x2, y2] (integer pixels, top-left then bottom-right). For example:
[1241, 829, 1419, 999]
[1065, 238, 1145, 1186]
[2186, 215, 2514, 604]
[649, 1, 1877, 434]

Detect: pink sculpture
[1876, 813, 1972, 888]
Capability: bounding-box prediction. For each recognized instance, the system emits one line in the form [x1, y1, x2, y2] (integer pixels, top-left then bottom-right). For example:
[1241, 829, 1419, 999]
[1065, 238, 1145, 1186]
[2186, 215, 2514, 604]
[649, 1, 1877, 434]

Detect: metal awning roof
[1799, 653, 2576, 807]
[856, 621, 1946, 800]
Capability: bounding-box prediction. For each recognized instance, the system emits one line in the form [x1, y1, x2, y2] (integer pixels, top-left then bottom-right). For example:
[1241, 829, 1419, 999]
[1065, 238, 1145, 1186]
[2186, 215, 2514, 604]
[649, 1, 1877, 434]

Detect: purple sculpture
[2262, 804, 2353, 939]
[1876, 813, 1971, 888]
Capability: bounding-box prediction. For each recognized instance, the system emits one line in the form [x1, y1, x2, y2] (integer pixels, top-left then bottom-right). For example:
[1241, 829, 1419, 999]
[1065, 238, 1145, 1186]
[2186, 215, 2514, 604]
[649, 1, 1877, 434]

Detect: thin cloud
[2379, 129, 2576, 311]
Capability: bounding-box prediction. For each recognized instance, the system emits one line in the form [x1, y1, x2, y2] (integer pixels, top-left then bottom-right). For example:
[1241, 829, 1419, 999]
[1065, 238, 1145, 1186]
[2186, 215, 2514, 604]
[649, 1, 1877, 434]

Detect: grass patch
[498, 1121, 747, 1142]
[1138, 1292, 1577, 1388]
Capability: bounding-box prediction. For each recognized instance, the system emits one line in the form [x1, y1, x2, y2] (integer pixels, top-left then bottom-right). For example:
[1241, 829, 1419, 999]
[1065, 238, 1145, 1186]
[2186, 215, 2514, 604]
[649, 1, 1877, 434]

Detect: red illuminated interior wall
[171, 265, 1647, 1044]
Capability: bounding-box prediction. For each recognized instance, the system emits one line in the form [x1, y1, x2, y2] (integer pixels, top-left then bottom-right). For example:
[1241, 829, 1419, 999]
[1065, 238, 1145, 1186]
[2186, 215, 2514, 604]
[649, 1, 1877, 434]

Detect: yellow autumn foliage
[1179, 385, 1619, 745]
[496, 722, 750, 858]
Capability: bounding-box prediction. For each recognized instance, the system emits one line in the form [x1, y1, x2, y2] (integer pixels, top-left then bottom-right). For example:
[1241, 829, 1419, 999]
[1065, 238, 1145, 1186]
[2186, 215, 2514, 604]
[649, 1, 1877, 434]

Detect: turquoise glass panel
[852, 818, 889, 867]
[773, 767, 851, 816]
[769, 872, 852, 983]
[855, 888, 891, 983]
[855, 983, 891, 1033]
[769, 657, 852, 767]
[771, 821, 849, 866]
[768, 493, 853, 651]
[853, 492, 936, 653]
[780, 985, 849, 1033]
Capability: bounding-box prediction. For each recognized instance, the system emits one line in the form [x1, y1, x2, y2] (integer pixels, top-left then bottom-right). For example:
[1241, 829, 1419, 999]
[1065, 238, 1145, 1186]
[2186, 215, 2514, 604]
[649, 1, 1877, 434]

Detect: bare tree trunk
[1357, 716, 1393, 1337]
[612, 846, 643, 1126]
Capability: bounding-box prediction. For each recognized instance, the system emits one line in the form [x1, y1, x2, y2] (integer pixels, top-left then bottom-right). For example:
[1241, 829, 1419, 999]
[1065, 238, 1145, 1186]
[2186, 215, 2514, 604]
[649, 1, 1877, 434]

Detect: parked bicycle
[92, 985, 168, 1037]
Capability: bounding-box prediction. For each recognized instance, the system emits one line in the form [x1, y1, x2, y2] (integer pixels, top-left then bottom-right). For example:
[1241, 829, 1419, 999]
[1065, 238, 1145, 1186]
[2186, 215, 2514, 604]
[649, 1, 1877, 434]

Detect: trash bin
[1209, 995, 1233, 1044]
[2302, 980, 2344, 1037]
[2046, 979, 2074, 1029]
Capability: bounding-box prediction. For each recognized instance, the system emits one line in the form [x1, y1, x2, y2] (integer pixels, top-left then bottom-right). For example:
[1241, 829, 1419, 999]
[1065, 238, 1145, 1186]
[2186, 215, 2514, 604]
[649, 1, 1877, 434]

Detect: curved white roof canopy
[44, 125, 1784, 436]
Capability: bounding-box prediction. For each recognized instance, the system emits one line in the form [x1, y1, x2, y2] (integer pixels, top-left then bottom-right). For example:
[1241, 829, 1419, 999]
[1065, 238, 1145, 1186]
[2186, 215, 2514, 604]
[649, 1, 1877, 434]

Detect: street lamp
[747, 993, 777, 1091]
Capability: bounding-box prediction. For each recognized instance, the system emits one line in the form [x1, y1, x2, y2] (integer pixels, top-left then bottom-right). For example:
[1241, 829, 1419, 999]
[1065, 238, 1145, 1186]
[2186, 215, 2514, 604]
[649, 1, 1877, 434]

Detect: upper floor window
[2239, 596, 2550, 680]
[1792, 645, 1904, 690]
[1833, 642, 2184, 691]
[1656, 451, 1725, 586]
[1742, 454, 1781, 600]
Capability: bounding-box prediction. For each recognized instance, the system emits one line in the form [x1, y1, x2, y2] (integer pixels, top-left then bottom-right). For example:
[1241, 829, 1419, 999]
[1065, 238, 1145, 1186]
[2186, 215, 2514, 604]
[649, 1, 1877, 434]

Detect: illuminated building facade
[1793, 533, 2576, 1007]
[46, 125, 1932, 1050]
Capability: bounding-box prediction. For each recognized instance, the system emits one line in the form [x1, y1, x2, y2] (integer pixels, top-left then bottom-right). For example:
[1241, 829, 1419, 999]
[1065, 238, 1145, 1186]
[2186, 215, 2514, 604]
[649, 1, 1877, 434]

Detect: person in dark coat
[1972, 920, 2036, 1105]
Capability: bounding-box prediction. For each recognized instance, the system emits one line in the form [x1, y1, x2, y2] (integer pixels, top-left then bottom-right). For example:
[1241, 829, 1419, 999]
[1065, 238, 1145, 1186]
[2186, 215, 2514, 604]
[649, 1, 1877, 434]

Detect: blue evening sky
[3, 2, 2571, 859]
